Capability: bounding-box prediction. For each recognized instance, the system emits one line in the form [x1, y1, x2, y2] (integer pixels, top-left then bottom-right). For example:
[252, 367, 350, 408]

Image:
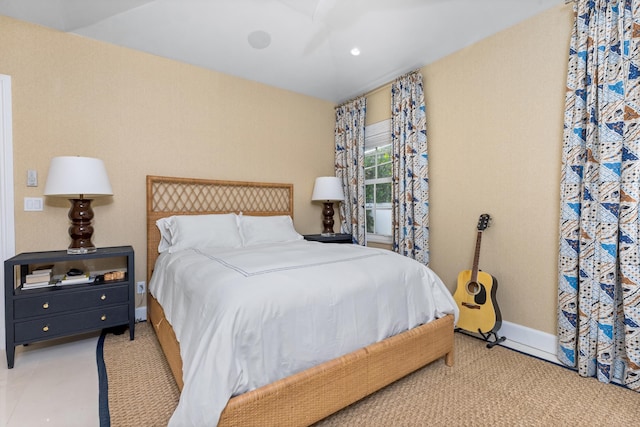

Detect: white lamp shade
[311, 176, 344, 202]
[44, 156, 113, 198]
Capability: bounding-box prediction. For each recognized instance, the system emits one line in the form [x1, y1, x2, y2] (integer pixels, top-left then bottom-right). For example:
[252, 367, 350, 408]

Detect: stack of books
[23, 267, 54, 289]
[57, 272, 95, 286]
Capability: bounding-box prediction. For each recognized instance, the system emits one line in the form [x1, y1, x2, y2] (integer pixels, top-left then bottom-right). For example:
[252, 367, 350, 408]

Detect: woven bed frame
[146, 175, 455, 426]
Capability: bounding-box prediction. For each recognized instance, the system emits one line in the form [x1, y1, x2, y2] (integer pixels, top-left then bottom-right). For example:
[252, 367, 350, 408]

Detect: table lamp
[311, 176, 345, 235]
[44, 156, 113, 254]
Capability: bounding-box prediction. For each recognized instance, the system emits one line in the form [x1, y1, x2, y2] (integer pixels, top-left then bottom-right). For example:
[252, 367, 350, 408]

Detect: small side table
[4, 246, 135, 368]
[303, 233, 353, 244]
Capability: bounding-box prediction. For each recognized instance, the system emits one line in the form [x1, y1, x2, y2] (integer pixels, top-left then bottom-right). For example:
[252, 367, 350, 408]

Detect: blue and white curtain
[391, 71, 430, 264]
[558, 0, 640, 390]
[335, 96, 366, 245]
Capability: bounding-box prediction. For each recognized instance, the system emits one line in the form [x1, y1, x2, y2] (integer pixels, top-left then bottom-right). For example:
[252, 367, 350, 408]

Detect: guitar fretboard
[471, 230, 483, 283]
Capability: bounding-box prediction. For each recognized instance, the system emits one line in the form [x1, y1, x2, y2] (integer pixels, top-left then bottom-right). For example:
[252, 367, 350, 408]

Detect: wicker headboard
[146, 175, 294, 282]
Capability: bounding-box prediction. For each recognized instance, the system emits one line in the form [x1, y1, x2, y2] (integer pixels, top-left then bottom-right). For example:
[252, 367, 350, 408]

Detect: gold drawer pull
[42, 325, 49, 332]
[101, 315, 107, 321]
[42, 302, 49, 309]
[100, 294, 107, 301]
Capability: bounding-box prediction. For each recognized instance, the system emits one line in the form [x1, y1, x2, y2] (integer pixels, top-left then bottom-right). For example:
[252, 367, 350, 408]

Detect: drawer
[14, 304, 129, 343]
[14, 285, 129, 319]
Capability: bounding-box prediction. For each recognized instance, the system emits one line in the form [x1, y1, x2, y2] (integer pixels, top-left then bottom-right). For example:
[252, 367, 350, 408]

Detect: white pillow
[238, 215, 303, 246]
[156, 217, 173, 253]
[156, 213, 243, 253]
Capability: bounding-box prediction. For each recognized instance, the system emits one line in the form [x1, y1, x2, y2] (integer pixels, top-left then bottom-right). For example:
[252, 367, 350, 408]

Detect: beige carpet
[102, 322, 640, 426]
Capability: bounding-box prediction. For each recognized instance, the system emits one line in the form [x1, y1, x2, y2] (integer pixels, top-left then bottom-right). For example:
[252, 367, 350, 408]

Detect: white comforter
[149, 240, 458, 426]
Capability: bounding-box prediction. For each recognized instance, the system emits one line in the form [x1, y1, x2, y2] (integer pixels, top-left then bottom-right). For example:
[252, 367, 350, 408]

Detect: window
[364, 120, 392, 243]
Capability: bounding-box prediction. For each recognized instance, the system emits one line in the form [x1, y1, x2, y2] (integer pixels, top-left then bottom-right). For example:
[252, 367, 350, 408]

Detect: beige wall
[2, 3, 574, 335]
[365, 4, 573, 335]
[0, 16, 336, 309]
[427, 4, 573, 335]
[434, 4, 573, 335]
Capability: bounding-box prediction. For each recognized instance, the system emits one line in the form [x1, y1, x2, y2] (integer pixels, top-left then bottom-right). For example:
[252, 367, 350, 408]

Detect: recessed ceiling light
[248, 30, 271, 49]
[350, 47, 361, 56]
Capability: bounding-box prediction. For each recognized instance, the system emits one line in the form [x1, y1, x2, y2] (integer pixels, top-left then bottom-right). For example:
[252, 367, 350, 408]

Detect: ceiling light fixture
[248, 30, 272, 49]
[350, 47, 361, 56]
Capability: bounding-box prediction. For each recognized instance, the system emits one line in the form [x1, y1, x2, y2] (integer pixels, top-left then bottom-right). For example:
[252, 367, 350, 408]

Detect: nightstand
[4, 246, 135, 368]
[304, 233, 353, 244]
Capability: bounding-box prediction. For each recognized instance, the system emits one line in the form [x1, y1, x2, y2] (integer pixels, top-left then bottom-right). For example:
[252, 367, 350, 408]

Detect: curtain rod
[364, 68, 423, 98]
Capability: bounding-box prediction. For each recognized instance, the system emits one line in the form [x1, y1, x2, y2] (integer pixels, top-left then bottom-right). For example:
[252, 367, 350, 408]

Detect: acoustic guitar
[453, 214, 503, 338]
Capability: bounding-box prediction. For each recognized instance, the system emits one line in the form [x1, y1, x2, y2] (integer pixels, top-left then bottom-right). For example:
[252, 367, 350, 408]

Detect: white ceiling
[0, 0, 563, 103]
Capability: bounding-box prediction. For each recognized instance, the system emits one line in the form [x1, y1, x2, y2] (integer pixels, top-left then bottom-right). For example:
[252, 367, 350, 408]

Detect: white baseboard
[498, 320, 561, 364]
[135, 306, 147, 322]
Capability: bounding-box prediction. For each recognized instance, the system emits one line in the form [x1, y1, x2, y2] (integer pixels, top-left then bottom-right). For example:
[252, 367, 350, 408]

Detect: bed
[146, 175, 457, 426]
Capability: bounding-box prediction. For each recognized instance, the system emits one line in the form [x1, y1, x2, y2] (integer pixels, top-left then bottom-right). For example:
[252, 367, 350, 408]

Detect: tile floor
[0, 332, 100, 427]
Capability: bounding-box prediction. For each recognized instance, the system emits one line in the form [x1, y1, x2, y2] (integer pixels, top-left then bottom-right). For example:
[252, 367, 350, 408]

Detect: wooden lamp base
[67, 198, 96, 254]
[321, 201, 336, 236]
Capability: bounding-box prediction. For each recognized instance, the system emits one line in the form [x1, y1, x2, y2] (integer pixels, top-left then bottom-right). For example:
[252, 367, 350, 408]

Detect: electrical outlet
[136, 281, 146, 294]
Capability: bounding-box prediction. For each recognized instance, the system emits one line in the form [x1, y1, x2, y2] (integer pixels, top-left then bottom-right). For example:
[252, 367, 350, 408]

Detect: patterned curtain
[335, 96, 366, 245]
[558, 0, 640, 391]
[391, 71, 429, 264]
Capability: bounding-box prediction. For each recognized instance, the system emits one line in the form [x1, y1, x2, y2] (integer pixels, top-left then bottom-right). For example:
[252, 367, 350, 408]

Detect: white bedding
[149, 240, 458, 426]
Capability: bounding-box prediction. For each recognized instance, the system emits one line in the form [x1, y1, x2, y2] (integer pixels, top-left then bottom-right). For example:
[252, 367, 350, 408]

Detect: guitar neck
[471, 230, 483, 282]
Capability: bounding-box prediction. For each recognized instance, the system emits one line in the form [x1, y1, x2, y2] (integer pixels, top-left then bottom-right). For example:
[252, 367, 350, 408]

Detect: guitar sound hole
[466, 281, 487, 305]
[467, 281, 481, 295]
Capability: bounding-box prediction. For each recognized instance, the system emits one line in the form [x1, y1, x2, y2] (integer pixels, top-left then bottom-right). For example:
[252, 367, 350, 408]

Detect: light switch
[24, 197, 43, 211]
[27, 170, 37, 187]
